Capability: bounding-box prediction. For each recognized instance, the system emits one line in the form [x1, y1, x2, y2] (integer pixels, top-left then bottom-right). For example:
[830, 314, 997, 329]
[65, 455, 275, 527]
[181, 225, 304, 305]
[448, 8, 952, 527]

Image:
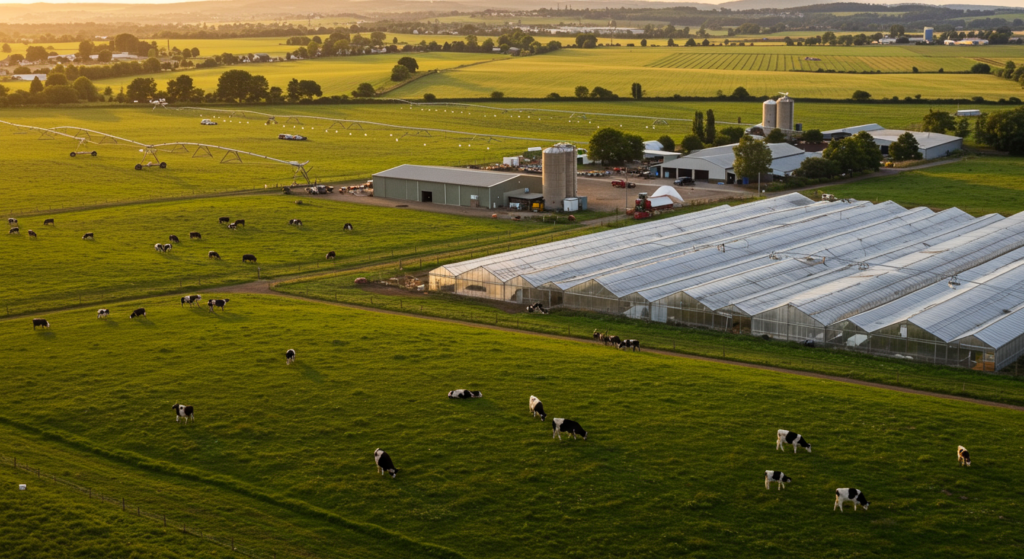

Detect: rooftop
[374, 165, 527, 188]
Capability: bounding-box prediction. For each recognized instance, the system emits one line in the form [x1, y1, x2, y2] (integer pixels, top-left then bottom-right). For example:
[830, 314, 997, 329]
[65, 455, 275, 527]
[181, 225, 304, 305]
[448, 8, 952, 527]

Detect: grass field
[824, 157, 1024, 217]
[2, 294, 1023, 558]
[0, 195, 548, 313]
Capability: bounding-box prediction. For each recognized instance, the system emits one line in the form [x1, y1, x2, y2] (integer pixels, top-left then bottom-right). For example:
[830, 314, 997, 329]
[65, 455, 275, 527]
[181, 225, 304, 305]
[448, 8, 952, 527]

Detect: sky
[0, 0, 1021, 5]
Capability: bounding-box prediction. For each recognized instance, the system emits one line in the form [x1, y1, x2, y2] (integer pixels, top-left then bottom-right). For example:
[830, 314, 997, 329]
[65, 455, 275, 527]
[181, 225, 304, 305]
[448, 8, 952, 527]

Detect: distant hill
[718, 0, 1015, 10]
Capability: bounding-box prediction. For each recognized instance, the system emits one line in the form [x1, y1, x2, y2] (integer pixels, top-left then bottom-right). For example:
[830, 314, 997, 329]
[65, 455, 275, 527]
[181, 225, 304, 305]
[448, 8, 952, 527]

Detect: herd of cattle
[593, 330, 640, 352]
[31, 295, 233, 329]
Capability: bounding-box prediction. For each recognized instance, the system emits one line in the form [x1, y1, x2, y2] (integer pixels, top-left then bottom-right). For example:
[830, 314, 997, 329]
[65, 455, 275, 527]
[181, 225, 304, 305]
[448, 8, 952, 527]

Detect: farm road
[208, 281, 1024, 413]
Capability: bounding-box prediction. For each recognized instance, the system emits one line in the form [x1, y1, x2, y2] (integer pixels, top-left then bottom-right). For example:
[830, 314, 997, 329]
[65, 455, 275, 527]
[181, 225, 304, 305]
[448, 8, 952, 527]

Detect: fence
[0, 453, 283, 559]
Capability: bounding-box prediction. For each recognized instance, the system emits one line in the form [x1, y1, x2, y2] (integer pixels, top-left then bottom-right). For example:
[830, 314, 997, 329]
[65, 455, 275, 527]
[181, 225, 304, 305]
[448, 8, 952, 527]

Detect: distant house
[10, 74, 48, 82]
[111, 53, 139, 61]
[508, 47, 521, 55]
[253, 53, 271, 62]
[493, 47, 502, 53]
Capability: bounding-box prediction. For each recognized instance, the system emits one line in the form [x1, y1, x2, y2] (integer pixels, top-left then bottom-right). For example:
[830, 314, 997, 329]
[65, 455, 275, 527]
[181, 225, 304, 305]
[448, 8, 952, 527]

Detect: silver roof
[374, 164, 527, 188]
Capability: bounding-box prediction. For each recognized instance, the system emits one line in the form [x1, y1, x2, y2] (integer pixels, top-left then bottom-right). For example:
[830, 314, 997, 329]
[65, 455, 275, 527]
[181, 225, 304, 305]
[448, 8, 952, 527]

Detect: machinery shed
[373, 165, 542, 209]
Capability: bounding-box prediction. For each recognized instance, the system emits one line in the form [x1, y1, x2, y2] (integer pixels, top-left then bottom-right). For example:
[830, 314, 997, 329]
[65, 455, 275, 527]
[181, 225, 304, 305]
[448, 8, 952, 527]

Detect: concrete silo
[542, 143, 577, 210]
[762, 99, 777, 130]
[776, 94, 795, 131]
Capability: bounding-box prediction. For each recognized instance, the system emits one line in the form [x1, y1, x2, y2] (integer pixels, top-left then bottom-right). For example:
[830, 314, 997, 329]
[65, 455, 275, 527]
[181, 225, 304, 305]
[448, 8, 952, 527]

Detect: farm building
[866, 130, 962, 160]
[652, 142, 818, 183]
[429, 194, 1024, 370]
[821, 124, 884, 141]
[372, 165, 542, 209]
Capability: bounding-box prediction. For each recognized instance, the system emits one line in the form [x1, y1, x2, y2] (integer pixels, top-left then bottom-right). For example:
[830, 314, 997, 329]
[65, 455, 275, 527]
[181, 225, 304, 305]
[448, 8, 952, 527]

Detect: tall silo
[776, 94, 795, 131]
[542, 143, 577, 210]
[762, 99, 777, 130]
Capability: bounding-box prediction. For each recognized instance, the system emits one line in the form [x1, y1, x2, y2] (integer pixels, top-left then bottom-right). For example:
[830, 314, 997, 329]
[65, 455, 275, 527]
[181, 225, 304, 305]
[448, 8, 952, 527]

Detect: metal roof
[658, 142, 806, 171]
[867, 130, 962, 150]
[373, 164, 526, 188]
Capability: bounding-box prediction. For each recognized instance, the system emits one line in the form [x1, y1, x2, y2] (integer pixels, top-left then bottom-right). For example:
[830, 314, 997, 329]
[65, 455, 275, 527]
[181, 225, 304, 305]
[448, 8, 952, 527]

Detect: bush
[423, 93, 436, 101]
[589, 86, 616, 99]
[656, 135, 676, 152]
[680, 134, 705, 153]
[801, 129, 824, 143]
[730, 86, 751, 100]
[546, 92, 560, 99]
[391, 64, 410, 82]
[971, 62, 992, 74]
[397, 56, 419, 73]
[852, 90, 872, 101]
[796, 156, 841, 179]
[490, 91, 504, 99]
[574, 85, 589, 98]
[351, 82, 375, 98]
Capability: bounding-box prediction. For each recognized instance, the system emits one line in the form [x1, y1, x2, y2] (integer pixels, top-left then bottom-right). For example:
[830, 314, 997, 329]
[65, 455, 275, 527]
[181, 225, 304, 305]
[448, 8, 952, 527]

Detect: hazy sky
[1, 0, 1022, 5]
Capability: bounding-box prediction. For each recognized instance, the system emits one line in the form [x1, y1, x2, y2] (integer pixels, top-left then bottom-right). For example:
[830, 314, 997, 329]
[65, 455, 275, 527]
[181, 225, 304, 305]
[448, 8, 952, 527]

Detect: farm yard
[2, 294, 1024, 558]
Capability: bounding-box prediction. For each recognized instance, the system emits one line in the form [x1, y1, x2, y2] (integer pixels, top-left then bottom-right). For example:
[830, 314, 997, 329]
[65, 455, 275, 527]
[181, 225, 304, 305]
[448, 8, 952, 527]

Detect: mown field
[646, 51, 995, 73]
[2, 294, 1023, 558]
[0, 195, 547, 314]
[824, 157, 1024, 217]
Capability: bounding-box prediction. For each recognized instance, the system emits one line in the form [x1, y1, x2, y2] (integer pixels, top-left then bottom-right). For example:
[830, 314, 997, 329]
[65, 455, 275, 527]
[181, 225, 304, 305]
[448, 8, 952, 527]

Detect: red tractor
[632, 193, 673, 220]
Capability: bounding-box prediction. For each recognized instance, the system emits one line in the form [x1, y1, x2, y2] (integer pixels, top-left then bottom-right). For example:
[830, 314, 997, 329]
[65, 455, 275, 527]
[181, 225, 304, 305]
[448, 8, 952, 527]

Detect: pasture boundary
[0, 452, 281, 559]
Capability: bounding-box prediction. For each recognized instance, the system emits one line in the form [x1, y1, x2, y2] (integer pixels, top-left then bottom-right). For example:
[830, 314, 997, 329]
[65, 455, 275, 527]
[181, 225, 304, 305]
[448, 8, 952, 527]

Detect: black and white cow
[285, 349, 296, 365]
[207, 299, 229, 312]
[448, 389, 483, 399]
[172, 403, 194, 424]
[958, 445, 972, 467]
[526, 302, 548, 314]
[32, 318, 50, 329]
[208, 251, 221, 260]
[8, 227, 19, 234]
[326, 251, 336, 260]
[765, 470, 792, 490]
[8, 218, 17, 225]
[242, 254, 257, 263]
[592, 329, 602, 340]
[834, 488, 869, 512]
[180, 295, 202, 307]
[374, 448, 397, 478]
[155, 243, 167, 252]
[232, 220, 245, 227]
[169, 234, 180, 243]
[219, 217, 230, 225]
[43, 218, 55, 226]
[605, 335, 621, 347]
[189, 231, 202, 240]
[129, 308, 147, 319]
[343, 223, 353, 231]
[163, 244, 173, 252]
[552, 418, 587, 441]
[82, 232, 94, 240]
[776, 430, 811, 453]
[227, 223, 237, 230]
[97, 308, 109, 318]
[618, 339, 640, 352]
[529, 395, 547, 420]
[27, 230, 36, 238]
[289, 219, 303, 226]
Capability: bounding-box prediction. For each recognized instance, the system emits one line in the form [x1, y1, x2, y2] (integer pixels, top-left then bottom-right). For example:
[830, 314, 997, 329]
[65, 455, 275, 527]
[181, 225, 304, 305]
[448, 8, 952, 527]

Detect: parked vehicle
[674, 177, 694, 186]
[278, 134, 307, 141]
[612, 180, 637, 189]
[200, 119, 217, 125]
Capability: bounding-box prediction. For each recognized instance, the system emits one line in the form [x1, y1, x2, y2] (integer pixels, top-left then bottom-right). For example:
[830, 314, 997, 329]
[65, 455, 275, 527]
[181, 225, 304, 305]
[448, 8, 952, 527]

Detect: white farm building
[652, 142, 819, 184]
[430, 194, 1024, 371]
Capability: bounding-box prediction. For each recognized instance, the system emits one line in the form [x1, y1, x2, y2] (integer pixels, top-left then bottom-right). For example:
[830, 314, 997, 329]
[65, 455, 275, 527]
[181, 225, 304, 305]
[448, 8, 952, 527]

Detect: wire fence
[0, 453, 283, 559]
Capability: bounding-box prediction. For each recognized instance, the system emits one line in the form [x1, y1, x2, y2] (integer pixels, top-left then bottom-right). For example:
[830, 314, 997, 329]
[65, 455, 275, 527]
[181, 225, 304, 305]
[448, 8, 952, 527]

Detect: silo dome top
[544, 143, 576, 154]
[763, 99, 777, 105]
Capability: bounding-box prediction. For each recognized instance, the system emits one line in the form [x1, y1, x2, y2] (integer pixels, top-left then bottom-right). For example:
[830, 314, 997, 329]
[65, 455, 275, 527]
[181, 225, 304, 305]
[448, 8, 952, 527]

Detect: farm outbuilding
[652, 143, 818, 183]
[373, 165, 542, 209]
[866, 130, 962, 160]
[429, 194, 1024, 371]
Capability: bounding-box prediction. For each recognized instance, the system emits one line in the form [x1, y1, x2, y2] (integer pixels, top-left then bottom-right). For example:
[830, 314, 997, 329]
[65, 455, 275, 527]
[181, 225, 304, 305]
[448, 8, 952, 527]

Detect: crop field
[1, 294, 1023, 558]
[0, 195, 545, 313]
[646, 51, 994, 73]
[824, 156, 1024, 217]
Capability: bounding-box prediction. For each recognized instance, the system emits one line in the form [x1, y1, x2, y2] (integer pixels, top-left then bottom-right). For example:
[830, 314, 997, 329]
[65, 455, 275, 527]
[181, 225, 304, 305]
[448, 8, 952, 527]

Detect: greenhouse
[429, 194, 1024, 370]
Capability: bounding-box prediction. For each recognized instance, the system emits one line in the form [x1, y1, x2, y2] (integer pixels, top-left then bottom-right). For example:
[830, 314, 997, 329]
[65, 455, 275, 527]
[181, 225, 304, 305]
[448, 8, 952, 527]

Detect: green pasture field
[0, 195, 547, 313]
[645, 50, 997, 73]
[824, 156, 1024, 217]
[2, 294, 1023, 557]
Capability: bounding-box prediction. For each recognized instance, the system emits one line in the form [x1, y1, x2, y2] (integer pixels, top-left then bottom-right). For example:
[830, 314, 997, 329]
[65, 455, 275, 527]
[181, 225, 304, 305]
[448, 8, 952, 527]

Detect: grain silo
[762, 99, 777, 130]
[542, 143, 577, 210]
[776, 94, 795, 131]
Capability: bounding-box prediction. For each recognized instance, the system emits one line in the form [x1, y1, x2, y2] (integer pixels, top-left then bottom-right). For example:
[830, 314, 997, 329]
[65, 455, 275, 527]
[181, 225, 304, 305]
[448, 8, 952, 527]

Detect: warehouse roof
[374, 165, 527, 188]
[867, 130, 962, 150]
[657, 142, 806, 172]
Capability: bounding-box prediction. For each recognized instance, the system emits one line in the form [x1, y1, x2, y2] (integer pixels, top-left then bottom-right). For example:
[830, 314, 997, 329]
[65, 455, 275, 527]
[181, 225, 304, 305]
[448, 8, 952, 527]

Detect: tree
[823, 132, 882, 173]
[29, 76, 44, 94]
[589, 86, 615, 99]
[491, 91, 504, 99]
[72, 76, 98, 101]
[640, 39, 648, 47]
[852, 90, 872, 101]
[102, 86, 113, 96]
[397, 56, 419, 73]
[352, 82, 376, 98]
[1, 43, 10, 53]
[717, 126, 745, 144]
[801, 129, 824, 143]
[733, 136, 773, 187]
[125, 77, 157, 101]
[391, 64, 410, 81]
[970, 62, 991, 74]
[730, 86, 751, 100]
[1003, 60, 1017, 79]
[680, 133, 704, 153]
[289, 79, 322, 100]
[705, 109, 716, 145]
[657, 135, 676, 152]
[889, 132, 922, 161]
[166, 75, 196, 102]
[974, 107, 1024, 155]
[796, 157, 841, 179]
[45, 73, 68, 87]
[97, 50, 112, 63]
[922, 110, 957, 134]
[631, 82, 643, 100]
[765, 128, 787, 143]
[44, 85, 79, 104]
[889, 24, 906, 37]
[78, 40, 94, 58]
[685, 38, 697, 47]
[143, 57, 162, 73]
[588, 128, 644, 164]
[692, 111, 704, 142]
[424, 93, 436, 101]
[215, 69, 265, 103]
[25, 45, 48, 62]
[191, 47, 200, 58]
[574, 85, 589, 98]
[575, 33, 597, 48]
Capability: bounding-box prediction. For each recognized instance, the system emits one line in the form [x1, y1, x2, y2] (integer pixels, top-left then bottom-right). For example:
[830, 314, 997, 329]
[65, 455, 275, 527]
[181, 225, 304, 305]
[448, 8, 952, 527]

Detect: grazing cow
[834, 488, 869, 512]
[958, 445, 972, 467]
[163, 244, 173, 252]
[227, 223, 237, 230]
[32, 318, 50, 329]
[232, 220, 245, 227]
[448, 389, 483, 399]
[526, 302, 548, 314]
[8, 218, 17, 225]
[605, 335, 621, 347]
[326, 251, 336, 260]
[208, 251, 221, 260]
[27, 230, 36, 238]
[529, 395, 547, 420]
[207, 299, 229, 312]
[242, 254, 257, 263]
[552, 418, 587, 441]
[765, 470, 792, 490]
[289, 219, 303, 226]
[343, 223, 353, 231]
[593, 329, 602, 340]
[154, 243, 166, 252]
[777, 430, 812, 454]
[169, 235, 180, 243]
[374, 448, 397, 478]
[285, 348, 296, 365]
[43, 219, 54, 226]
[618, 339, 640, 352]
[82, 232, 94, 240]
[129, 308, 147, 320]
[97, 308, 109, 318]
[172, 403, 194, 424]
[8, 227, 18, 234]
[219, 217, 230, 225]
[180, 295, 202, 307]
[189, 232, 201, 240]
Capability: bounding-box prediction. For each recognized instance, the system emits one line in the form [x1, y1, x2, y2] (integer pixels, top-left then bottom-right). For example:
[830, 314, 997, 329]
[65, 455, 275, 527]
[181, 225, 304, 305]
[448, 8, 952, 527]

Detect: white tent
[651, 185, 685, 205]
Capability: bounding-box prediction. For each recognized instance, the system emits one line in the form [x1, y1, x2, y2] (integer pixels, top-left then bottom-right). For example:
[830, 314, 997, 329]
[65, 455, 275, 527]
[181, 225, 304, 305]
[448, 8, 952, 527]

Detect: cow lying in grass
[448, 389, 483, 399]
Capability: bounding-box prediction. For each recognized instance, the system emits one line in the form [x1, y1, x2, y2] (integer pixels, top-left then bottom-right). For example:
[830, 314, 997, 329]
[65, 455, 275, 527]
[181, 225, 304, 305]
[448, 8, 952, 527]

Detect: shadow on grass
[35, 330, 56, 339]
[294, 362, 323, 383]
